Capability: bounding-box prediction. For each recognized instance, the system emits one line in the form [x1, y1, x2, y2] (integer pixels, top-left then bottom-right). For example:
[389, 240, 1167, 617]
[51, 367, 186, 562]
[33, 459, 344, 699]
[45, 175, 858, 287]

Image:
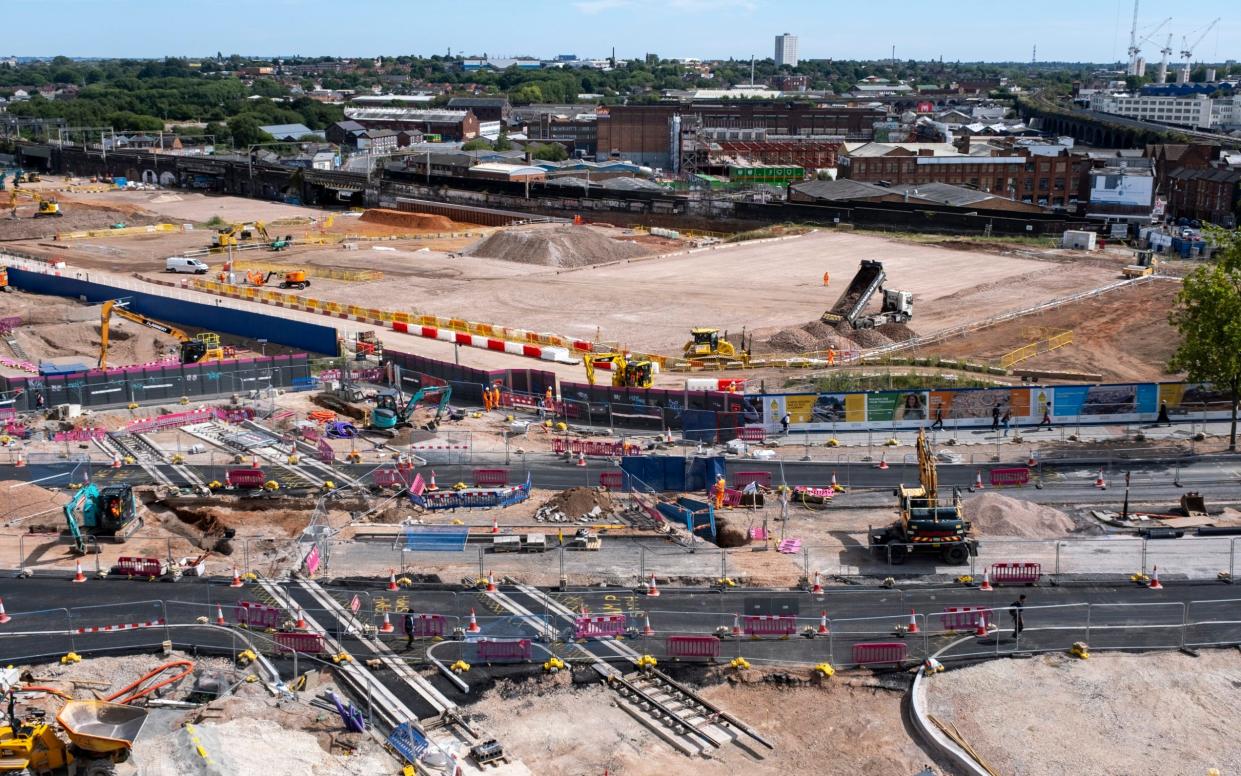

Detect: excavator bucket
[56, 701, 147, 755]
[1180, 491, 1207, 517]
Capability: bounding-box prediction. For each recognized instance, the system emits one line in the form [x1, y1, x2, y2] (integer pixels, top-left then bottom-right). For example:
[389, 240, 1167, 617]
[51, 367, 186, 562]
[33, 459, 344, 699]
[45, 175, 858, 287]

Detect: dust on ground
[924, 649, 1241, 776]
[465, 223, 658, 267]
[471, 671, 937, 776]
[760, 318, 918, 354]
[964, 492, 1084, 538]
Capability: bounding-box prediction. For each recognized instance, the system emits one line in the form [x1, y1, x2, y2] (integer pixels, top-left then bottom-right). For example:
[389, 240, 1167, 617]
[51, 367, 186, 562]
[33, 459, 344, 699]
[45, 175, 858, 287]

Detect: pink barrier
[53, 428, 107, 442]
[405, 613, 446, 638]
[852, 642, 909, 666]
[303, 545, 321, 575]
[501, 392, 563, 414]
[235, 601, 283, 629]
[123, 406, 256, 434]
[990, 467, 1030, 487]
[743, 615, 796, 637]
[599, 471, 623, 489]
[0, 316, 21, 334]
[476, 639, 532, 662]
[574, 614, 627, 640]
[738, 426, 766, 442]
[990, 562, 1042, 585]
[732, 471, 772, 490]
[225, 468, 266, 489]
[722, 488, 743, 508]
[409, 473, 426, 497]
[666, 635, 720, 659]
[551, 438, 642, 458]
[777, 539, 802, 554]
[113, 556, 165, 577]
[939, 606, 988, 631]
[749, 526, 768, 540]
[373, 467, 415, 489]
[316, 439, 334, 463]
[473, 469, 507, 487]
[274, 631, 329, 655]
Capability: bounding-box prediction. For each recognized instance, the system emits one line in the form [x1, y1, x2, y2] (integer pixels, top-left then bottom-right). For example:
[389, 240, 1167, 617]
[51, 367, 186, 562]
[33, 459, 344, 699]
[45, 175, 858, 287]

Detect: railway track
[180, 420, 327, 488]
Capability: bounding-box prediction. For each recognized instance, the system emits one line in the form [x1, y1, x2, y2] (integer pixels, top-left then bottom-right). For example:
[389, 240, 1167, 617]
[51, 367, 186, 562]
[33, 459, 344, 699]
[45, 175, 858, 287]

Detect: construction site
[0, 175, 1236, 776]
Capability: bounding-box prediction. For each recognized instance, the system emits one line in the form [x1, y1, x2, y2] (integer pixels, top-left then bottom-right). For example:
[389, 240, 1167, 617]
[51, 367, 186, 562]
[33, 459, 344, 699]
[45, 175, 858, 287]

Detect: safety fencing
[550, 437, 644, 458]
[53, 428, 107, 442]
[999, 329, 1074, 369]
[55, 223, 180, 240]
[229, 261, 384, 283]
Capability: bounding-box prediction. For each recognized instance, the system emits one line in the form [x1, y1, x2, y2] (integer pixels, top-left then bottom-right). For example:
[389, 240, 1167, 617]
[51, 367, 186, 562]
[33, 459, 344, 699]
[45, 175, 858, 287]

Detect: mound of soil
[0, 480, 70, 526]
[537, 486, 617, 519]
[358, 208, 456, 231]
[466, 225, 655, 267]
[966, 492, 1078, 538]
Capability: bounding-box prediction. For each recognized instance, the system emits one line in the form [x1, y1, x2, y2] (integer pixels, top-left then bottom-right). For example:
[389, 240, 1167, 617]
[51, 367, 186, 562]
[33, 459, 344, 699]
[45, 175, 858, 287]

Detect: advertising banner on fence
[762, 392, 867, 431]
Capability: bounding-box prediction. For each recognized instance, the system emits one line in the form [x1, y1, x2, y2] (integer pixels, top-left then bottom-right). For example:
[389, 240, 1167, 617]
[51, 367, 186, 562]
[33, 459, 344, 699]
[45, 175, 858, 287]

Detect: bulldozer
[583, 352, 654, 389]
[245, 269, 310, 290]
[1122, 250, 1159, 278]
[681, 328, 748, 365]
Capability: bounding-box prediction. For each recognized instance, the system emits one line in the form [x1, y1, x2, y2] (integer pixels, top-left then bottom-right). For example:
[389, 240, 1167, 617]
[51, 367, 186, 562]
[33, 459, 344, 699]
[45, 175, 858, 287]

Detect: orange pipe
[19, 685, 73, 700]
[106, 660, 195, 705]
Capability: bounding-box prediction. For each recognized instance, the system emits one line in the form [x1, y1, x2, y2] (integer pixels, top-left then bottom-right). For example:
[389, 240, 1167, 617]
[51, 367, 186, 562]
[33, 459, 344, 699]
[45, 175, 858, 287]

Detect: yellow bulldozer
[682, 328, 748, 365]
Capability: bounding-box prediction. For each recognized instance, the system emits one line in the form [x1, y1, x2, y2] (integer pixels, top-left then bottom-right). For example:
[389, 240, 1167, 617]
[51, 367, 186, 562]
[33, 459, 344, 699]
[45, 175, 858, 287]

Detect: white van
[165, 257, 209, 274]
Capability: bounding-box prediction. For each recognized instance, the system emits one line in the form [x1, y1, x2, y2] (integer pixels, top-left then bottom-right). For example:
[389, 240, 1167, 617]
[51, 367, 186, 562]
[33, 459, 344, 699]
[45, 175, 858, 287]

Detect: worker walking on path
[481, 383, 493, 411]
[780, 412, 790, 435]
[403, 609, 416, 650]
[930, 405, 944, 430]
[1009, 594, 1026, 639]
[991, 405, 1001, 431]
[1039, 402, 1053, 428]
[1001, 410, 1012, 438]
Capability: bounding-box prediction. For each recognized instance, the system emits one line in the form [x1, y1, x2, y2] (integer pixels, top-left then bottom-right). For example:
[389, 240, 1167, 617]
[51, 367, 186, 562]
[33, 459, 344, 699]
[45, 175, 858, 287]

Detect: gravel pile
[965, 492, 1077, 537]
[466, 225, 654, 267]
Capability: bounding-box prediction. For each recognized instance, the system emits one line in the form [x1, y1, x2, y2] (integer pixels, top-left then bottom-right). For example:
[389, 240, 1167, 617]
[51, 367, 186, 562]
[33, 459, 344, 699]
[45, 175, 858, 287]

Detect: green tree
[462, 137, 493, 151]
[1170, 230, 1241, 450]
[227, 115, 271, 148]
[529, 142, 568, 161]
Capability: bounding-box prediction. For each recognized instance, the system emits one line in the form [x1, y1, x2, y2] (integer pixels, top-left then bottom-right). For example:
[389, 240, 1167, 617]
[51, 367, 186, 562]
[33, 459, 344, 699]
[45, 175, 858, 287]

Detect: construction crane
[97, 299, 222, 369]
[1179, 18, 1220, 84]
[583, 352, 654, 389]
[1132, 16, 1171, 77]
[63, 483, 142, 554]
[1157, 33, 1175, 84]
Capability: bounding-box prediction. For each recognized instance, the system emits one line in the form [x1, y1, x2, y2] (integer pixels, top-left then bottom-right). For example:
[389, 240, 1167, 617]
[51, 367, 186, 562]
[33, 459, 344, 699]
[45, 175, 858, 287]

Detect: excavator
[681, 328, 749, 365]
[369, 385, 453, 435]
[868, 428, 977, 565]
[6, 190, 61, 218]
[211, 222, 254, 248]
[97, 299, 223, 370]
[63, 483, 142, 554]
[244, 268, 310, 290]
[583, 352, 654, 389]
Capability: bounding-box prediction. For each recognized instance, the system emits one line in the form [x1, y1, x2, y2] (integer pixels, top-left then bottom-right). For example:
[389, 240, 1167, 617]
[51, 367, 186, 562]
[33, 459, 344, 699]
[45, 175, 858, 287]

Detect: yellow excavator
[682, 328, 748, 365]
[583, 352, 654, 388]
[7, 190, 61, 218]
[211, 221, 260, 248]
[98, 299, 224, 369]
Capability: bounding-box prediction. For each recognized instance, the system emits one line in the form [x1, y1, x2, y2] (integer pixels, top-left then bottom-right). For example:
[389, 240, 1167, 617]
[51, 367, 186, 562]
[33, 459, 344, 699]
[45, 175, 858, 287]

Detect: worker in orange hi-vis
[545, 386, 554, 407]
[713, 475, 726, 510]
[481, 384, 491, 411]
[827, 349, 837, 366]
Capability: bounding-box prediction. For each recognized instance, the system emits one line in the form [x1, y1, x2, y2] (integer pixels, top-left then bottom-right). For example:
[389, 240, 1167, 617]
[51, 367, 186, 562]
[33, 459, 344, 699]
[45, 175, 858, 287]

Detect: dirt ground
[924, 649, 1241, 775]
[922, 279, 1182, 382]
[472, 671, 936, 776]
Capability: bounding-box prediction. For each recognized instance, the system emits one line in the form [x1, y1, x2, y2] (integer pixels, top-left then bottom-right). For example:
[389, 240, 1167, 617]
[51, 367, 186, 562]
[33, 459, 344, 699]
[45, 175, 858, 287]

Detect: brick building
[595, 103, 881, 168]
[839, 141, 1086, 207]
[446, 96, 511, 123]
[1166, 168, 1241, 227]
[341, 107, 480, 141]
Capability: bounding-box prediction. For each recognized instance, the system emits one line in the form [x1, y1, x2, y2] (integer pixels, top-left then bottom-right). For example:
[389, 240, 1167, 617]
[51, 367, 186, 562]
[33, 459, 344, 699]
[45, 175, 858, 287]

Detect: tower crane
[1126, 9, 1171, 77]
[1179, 18, 1220, 84]
[1157, 33, 1174, 85]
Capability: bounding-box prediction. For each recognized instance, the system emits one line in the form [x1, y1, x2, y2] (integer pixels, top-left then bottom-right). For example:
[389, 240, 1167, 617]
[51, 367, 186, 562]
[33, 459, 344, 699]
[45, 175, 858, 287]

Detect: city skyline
[4, 0, 1238, 64]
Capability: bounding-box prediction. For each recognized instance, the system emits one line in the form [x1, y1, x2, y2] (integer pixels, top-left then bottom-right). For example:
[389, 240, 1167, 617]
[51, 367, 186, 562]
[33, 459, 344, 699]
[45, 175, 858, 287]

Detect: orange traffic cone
[215, 605, 226, 626]
[72, 561, 87, 583]
[387, 569, 399, 592]
[1027, 451, 1037, 467]
[646, 574, 660, 597]
[486, 571, 497, 592]
[230, 567, 244, 588]
[576, 451, 586, 468]
[980, 569, 993, 591]
[14, 451, 24, 468]
[0, 597, 11, 624]
[907, 609, 919, 634]
[876, 452, 888, 470]
[111, 453, 121, 469]
[811, 571, 823, 594]
[975, 611, 989, 637]
[380, 612, 395, 633]
[973, 470, 984, 490]
[731, 614, 742, 637]
[491, 515, 499, 535]
[818, 610, 829, 635]
[467, 608, 480, 633]
[642, 614, 654, 637]
[831, 471, 838, 489]
[295, 608, 309, 630]
[251, 455, 259, 468]
[1149, 565, 1163, 590]
[1095, 469, 1107, 489]
[427, 470, 439, 491]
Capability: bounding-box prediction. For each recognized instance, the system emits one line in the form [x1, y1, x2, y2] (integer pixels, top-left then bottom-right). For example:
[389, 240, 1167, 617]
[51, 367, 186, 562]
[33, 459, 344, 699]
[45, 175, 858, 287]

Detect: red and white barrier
[76, 618, 166, 634]
[574, 614, 627, 640]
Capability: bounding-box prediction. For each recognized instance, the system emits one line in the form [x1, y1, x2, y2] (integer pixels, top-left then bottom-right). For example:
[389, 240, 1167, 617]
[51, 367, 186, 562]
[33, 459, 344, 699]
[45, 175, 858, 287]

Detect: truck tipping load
[821, 260, 887, 326]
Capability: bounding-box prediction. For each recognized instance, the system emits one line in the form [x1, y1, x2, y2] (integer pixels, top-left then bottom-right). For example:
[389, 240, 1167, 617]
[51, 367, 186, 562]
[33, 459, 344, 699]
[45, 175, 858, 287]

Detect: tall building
[774, 33, 798, 67]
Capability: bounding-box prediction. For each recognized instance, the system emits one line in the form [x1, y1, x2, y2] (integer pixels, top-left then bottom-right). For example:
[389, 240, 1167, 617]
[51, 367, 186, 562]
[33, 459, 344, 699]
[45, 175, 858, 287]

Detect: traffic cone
[731, 614, 742, 637]
[646, 574, 660, 597]
[1027, 451, 1037, 467]
[818, 610, 829, 635]
[491, 515, 499, 535]
[72, 560, 86, 583]
[251, 455, 259, 468]
[111, 453, 121, 469]
[467, 608, 480, 633]
[907, 609, 919, 634]
[643, 614, 654, 637]
[380, 612, 395, 633]
[876, 452, 888, 470]
[14, 451, 24, 468]
[811, 571, 823, 594]
[975, 611, 989, 637]
[0, 598, 11, 624]
[427, 470, 439, 491]
[1149, 565, 1163, 590]
[230, 567, 244, 588]
[387, 569, 399, 592]
[486, 571, 497, 592]
[980, 569, 993, 591]
[576, 451, 586, 467]
[973, 470, 984, 490]
[1095, 468, 1107, 489]
[215, 605, 226, 626]
[295, 607, 307, 630]
[831, 471, 838, 489]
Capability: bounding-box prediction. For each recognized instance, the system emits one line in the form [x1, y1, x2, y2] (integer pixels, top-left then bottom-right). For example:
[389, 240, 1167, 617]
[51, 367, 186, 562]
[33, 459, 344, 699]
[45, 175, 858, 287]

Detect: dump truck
[821, 260, 913, 330]
[869, 429, 977, 565]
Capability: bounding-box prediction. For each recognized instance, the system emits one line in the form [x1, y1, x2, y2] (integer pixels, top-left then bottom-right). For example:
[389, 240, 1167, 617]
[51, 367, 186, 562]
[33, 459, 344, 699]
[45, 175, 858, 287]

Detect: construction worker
[713, 475, 726, 510]
[544, 386, 554, 415]
[1009, 594, 1026, 639]
[827, 349, 836, 366]
[930, 405, 944, 431]
[481, 383, 492, 411]
[403, 608, 416, 650]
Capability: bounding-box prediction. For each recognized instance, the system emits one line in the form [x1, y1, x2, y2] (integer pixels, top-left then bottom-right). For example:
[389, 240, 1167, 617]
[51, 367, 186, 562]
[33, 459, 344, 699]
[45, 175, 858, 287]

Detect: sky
[6, 0, 1239, 64]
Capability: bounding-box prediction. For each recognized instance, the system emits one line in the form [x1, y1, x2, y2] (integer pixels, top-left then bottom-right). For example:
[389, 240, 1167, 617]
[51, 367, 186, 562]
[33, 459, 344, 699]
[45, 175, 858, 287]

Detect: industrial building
[341, 107, 480, 141]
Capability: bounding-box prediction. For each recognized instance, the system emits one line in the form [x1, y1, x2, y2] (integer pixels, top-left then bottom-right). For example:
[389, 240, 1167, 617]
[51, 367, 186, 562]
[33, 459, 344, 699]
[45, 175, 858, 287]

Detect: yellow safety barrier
[999, 329, 1074, 369]
[232, 261, 383, 282]
[57, 223, 179, 240]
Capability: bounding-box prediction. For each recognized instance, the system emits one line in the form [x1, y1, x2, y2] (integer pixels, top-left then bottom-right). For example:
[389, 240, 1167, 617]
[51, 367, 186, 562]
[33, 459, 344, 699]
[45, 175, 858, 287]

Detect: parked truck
[821, 260, 913, 330]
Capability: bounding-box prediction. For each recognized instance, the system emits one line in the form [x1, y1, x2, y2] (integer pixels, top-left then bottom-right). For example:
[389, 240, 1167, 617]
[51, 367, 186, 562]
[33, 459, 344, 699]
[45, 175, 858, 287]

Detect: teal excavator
[368, 386, 452, 435]
[63, 484, 142, 554]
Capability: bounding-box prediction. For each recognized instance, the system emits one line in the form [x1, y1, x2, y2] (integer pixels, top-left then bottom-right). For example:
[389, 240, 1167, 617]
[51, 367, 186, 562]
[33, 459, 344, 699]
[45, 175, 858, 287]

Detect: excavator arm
[916, 428, 937, 502]
[99, 300, 193, 369]
[63, 484, 97, 554]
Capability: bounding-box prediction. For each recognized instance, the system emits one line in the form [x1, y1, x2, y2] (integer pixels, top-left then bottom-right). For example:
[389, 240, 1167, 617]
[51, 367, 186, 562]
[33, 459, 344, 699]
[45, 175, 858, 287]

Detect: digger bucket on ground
[56, 701, 147, 755]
